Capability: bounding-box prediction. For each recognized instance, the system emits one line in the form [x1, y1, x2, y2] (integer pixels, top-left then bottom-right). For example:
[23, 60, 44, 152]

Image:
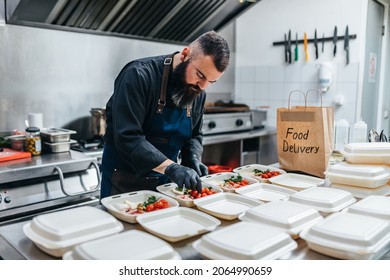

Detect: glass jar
[25, 127, 42, 156]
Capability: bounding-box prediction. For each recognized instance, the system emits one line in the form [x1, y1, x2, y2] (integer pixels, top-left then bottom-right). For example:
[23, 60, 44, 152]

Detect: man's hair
[189, 30, 230, 72]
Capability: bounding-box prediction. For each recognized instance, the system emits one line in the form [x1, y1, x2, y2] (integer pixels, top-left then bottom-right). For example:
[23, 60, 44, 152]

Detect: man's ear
[180, 47, 191, 61]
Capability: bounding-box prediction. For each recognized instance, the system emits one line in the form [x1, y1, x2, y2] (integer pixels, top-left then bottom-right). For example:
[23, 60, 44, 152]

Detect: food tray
[200, 172, 260, 193]
[268, 173, 325, 190]
[62, 230, 181, 260]
[233, 164, 286, 183]
[136, 207, 221, 242]
[234, 183, 296, 202]
[238, 200, 323, 237]
[340, 142, 390, 164]
[22, 206, 124, 257]
[330, 183, 390, 199]
[43, 139, 77, 153]
[40, 128, 77, 143]
[288, 187, 356, 215]
[193, 192, 263, 220]
[300, 212, 390, 259]
[342, 195, 390, 221]
[192, 221, 297, 260]
[325, 162, 390, 188]
[100, 190, 179, 224]
[156, 182, 223, 207]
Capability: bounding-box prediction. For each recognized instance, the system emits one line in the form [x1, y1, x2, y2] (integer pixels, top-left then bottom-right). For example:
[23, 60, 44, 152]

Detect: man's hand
[164, 163, 202, 192]
[181, 156, 209, 177]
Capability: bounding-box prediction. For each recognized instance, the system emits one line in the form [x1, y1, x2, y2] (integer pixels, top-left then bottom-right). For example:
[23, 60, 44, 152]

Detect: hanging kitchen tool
[314, 29, 318, 59]
[294, 32, 298, 61]
[344, 25, 350, 64]
[304, 32, 309, 62]
[287, 30, 292, 63]
[322, 33, 325, 53]
[333, 26, 337, 57]
[368, 129, 379, 142]
[379, 129, 388, 142]
[284, 33, 288, 63]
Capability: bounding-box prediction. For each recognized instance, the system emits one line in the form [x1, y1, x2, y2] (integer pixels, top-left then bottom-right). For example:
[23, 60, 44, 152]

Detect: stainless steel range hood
[6, 0, 259, 44]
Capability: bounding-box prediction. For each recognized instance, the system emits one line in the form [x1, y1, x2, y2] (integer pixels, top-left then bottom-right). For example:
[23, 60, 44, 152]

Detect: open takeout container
[23, 206, 124, 257]
[192, 221, 297, 260]
[62, 230, 181, 260]
[100, 190, 179, 224]
[342, 195, 390, 221]
[268, 173, 325, 191]
[156, 182, 223, 207]
[233, 164, 286, 183]
[340, 142, 390, 164]
[136, 207, 221, 242]
[234, 182, 296, 202]
[300, 212, 390, 259]
[325, 162, 390, 188]
[238, 200, 323, 237]
[200, 172, 260, 193]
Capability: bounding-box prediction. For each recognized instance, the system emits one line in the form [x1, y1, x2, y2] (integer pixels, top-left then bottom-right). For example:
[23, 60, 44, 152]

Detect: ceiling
[6, 0, 259, 44]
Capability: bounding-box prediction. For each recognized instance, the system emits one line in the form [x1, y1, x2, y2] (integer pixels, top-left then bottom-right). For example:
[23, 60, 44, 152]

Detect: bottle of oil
[335, 119, 349, 152]
[25, 127, 42, 156]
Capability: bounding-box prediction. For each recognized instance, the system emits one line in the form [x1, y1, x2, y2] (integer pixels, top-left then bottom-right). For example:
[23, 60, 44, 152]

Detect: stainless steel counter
[203, 127, 276, 145]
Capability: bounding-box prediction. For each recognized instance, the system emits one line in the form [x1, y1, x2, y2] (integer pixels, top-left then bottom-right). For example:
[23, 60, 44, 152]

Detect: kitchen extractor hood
[5, 0, 259, 44]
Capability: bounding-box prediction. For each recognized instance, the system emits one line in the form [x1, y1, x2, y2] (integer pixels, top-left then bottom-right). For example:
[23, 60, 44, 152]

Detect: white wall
[234, 0, 369, 128]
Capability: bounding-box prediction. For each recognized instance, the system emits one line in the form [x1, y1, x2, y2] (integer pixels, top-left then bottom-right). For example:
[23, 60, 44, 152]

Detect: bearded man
[100, 31, 230, 198]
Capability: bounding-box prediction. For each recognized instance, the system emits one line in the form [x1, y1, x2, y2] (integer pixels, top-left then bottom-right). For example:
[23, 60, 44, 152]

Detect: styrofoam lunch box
[330, 183, 390, 199]
[288, 187, 356, 216]
[340, 142, 390, 164]
[192, 221, 297, 260]
[62, 230, 181, 260]
[23, 206, 124, 257]
[100, 190, 180, 223]
[268, 173, 325, 191]
[200, 172, 260, 193]
[156, 182, 223, 207]
[232, 164, 286, 183]
[234, 183, 296, 202]
[342, 195, 390, 221]
[325, 162, 390, 188]
[238, 200, 323, 238]
[300, 212, 390, 259]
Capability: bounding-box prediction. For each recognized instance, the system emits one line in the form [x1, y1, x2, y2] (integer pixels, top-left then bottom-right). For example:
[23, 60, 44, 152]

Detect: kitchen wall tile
[336, 82, 358, 105]
[268, 82, 285, 101]
[254, 83, 269, 100]
[239, 83, 255, 99]
[255, 65, 270, 82]
[301, 64, 318, 83]
[284, 64, 302, 82]
[240, 66, 256, 82]
[269, 66, 285, 82]
[338, 62, 359, 82]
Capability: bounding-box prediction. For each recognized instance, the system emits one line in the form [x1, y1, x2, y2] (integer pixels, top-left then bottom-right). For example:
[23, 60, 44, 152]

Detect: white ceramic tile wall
[235, 62, 359, 128]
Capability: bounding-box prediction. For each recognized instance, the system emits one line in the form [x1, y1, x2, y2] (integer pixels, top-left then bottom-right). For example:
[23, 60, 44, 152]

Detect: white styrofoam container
[192, 221, 297, 260]
[193, 192, 264, 220]
[300, 212, 390, 259]
[325, 162, 390, 188]
[330, 183, 390, 199]
[135, 207, 221, 242]
[100, 190, 179, 224]
[200, 172, 260, 193]
[342, 195, 390, 221]
[232, 164, 286, 183]
[340, 142, 390, 164]
[268, 173, 325, 191]
[234, 183, 296, 202]
[238, 200, 323, 237]
[156, 182, 223, 207]
[62, 230, 181, 260]
[23, 206, 124, 257]
[288, 187, 356, 215]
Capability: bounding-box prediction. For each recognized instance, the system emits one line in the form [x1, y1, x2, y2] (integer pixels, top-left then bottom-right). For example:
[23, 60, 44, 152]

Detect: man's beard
[170, 60, 202, 108]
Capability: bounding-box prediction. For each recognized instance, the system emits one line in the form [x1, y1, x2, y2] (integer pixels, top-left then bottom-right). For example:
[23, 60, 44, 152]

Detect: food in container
[192, 221, 297, 260]
[268, 173, 325, 190]
[63, 230, 181, 260]
[234, 183, 296, 202]
[233, 164, 286, 183]
[25, 127, 41, 156]
[238, 200, 323, 237]
[23, 206, 124, 257]
[300, 212, 390, 259]
[100, 190, 179, 224]
[342, 195, 390, 221]
[340, 142, 390, 164]
[201, 172, 259, 192]
[288, 187, 356, 216]
[330, 183, 390, 199]
[40, 128, 77, 143]
[193, 192, 263, 220]
[325, 162, 390, 188]
[43, 139, 77, 153]
[136, 207, 221, 242]
[156, 182, 223, 207]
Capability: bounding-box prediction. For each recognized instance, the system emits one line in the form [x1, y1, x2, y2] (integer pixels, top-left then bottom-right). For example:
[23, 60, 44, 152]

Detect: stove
[71, 137, 104, 163]
[202, 111, 253, 135]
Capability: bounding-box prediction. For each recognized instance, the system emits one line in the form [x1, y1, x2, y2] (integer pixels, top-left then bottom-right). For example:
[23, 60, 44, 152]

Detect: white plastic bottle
[350, 120, 367, 143]
[335, 119, 350, 152]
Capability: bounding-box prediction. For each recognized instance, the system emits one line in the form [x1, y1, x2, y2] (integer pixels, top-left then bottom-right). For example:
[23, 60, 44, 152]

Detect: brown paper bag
[277, 90, 334, 178]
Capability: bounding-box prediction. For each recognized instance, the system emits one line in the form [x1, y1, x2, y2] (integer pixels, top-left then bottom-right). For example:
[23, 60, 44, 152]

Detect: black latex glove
[181, 155, 209, 177]
[165, 163, 202, 192]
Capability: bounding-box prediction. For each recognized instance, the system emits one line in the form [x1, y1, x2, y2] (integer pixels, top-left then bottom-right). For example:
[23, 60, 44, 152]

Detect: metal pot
[90, 108, 106, 137]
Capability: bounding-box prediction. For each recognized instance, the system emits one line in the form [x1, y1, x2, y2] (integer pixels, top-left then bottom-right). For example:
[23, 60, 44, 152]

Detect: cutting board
[0, 148, 32, 162]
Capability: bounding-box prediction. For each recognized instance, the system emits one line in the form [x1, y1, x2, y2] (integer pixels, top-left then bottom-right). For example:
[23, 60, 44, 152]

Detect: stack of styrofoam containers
[325, 142, 390, 199]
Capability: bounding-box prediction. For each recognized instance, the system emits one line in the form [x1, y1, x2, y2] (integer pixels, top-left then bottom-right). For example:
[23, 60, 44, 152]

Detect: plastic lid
[343, 195, 390, 221]
[342, 142, 390, 155]
[26, 126, 40, 133]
